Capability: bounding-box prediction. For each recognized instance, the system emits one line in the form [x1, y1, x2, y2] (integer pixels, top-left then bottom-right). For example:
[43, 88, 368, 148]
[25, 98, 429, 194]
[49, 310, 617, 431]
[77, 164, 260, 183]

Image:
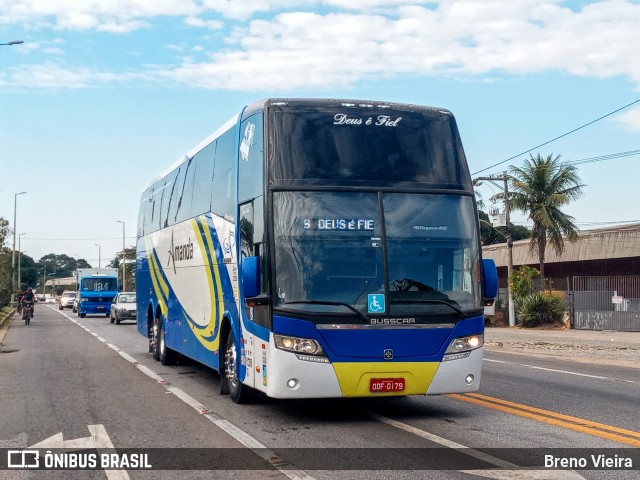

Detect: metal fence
[571, 276, 640, 331]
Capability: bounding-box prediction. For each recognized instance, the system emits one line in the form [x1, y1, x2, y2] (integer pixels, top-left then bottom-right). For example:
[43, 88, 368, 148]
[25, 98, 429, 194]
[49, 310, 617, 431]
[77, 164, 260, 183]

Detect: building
[482, 223, 640, 290]
[482, 223, 640, 331]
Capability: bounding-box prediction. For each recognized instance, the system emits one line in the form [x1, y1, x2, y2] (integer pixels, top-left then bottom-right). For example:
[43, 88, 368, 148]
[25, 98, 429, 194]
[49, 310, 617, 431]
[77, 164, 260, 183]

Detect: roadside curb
[0, 308, 15, 348]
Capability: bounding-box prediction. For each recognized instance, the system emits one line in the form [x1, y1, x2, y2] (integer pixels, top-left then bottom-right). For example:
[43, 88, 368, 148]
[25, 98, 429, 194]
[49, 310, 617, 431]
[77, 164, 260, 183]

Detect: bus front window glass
[382, 193, 481, 314]
[273, 192, 481, 317]
[273, 192, 383, 315]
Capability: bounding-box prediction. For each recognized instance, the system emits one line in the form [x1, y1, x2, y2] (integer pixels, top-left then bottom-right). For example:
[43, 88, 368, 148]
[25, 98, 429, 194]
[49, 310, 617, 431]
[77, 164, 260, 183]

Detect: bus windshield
[273, 192, 481, 317]
[269, 104, 471, 190]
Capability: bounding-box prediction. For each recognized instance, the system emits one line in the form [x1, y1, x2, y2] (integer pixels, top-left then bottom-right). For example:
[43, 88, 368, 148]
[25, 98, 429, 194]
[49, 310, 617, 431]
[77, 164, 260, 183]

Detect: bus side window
[212, 130, 235, 219]
[238, 113, 264, 204]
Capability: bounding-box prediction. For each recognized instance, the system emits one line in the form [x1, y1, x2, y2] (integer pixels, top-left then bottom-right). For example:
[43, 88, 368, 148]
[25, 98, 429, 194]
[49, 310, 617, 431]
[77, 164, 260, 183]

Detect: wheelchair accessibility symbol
[368, 294, 385, 314]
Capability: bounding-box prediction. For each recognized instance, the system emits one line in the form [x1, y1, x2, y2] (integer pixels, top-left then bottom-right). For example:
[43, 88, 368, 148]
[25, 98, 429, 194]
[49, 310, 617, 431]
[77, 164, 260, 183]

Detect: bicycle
[21, 301, 34, 325]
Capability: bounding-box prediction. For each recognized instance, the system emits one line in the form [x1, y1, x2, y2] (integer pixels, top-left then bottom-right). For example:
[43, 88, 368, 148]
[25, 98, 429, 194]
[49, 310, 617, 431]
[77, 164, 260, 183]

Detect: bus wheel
[151, 317, 160, 361]
[159, 321, 177, 366]
[223, 329, 251, 404]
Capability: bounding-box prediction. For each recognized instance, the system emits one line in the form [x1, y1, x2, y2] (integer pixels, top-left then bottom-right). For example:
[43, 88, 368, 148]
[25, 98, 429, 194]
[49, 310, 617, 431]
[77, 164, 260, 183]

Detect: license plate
[96, 306, 105, 310]
[370, 378, 405, 393]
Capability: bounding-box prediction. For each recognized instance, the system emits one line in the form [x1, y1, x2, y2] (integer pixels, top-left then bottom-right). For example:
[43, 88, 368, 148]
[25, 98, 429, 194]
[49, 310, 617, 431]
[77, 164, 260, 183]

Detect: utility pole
[473, 174, 516, 327]
[117, 220, 126, 291]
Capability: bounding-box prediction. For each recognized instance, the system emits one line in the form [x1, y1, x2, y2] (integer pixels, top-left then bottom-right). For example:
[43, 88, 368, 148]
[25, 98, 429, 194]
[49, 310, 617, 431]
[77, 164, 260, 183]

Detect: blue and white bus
[136, 98, 497, 403]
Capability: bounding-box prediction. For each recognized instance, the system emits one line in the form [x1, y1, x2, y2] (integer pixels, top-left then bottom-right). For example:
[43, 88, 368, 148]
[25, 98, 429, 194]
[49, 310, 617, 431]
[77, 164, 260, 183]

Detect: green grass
[0, 306, 15, 326]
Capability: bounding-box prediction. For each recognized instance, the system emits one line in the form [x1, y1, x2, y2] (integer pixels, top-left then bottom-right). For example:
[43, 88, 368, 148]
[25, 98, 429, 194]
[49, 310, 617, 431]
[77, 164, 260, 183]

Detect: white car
[44, 294, 55, 304]
[110, 292, 137, 325]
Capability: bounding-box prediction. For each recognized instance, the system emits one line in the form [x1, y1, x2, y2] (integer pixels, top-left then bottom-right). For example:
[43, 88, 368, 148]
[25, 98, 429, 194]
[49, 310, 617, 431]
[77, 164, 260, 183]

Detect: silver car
[59, 291, 76, 310]
[109, 292, 137, 325]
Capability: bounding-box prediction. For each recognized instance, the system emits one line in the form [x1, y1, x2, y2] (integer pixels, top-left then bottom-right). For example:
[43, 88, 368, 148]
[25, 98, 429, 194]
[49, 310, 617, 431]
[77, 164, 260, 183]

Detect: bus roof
[143, 98, 456, 193]
[146, 113, 239, 189]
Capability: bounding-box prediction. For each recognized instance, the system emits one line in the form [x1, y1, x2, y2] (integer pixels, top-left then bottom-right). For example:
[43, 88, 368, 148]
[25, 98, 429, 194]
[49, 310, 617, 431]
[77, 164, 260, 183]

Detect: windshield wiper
[280, 300, 370, 322]
[390, 299, 467, 317]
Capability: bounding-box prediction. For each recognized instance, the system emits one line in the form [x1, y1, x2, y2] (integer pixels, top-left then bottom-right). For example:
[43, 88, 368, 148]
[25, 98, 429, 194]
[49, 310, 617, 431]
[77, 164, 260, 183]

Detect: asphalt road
[0, 304, 638, 480]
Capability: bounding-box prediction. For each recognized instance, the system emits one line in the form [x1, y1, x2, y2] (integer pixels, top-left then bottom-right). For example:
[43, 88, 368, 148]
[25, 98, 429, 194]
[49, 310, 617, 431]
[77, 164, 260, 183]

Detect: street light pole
[117, 220, 125, 291]
[43, 259, 47, 296]
[18, 233, 26, 291]
[94, 244, 101, 268]
[11, 191, 26, 303]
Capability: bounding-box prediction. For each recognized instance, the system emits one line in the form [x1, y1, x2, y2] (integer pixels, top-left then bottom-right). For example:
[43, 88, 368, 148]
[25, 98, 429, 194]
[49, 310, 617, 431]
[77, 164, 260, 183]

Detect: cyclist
[20, 287, 36, 324]
[16, 290, 24, 314]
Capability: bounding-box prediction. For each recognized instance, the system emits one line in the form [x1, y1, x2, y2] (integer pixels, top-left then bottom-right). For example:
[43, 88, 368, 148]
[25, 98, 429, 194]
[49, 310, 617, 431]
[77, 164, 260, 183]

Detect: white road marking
[370, 413, 586, 479]
[31, 424, 129, 480]
[484, 358, 638, 384]
[53, 307, 317, 480]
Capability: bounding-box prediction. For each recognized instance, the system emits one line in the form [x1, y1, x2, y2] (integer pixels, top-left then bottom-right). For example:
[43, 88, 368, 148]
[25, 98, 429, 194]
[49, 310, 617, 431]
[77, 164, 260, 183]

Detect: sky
[1, 0, 639, 268]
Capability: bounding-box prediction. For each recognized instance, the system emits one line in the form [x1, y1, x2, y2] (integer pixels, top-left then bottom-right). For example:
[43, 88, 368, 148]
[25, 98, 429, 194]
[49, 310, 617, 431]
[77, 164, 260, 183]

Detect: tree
[18, 253, 39, 291]
[37, 254, 90, 279]
[108, 247, 136, 291]
[0, 217, 10, 248]
[500, 153, 584, 284]
[0, 217, 12, 307]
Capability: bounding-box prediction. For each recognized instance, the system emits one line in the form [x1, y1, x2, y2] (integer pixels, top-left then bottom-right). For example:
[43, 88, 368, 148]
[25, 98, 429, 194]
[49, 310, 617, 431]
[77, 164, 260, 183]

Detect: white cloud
[1, 62, 146, 89]
[199, 0, 308, 21]
[3, 1, 640, 100]
[615, 105, 640, 132]
[160, 1, 640, 92]
[0, 0, 201, 32]
[184, 16, 223, 30]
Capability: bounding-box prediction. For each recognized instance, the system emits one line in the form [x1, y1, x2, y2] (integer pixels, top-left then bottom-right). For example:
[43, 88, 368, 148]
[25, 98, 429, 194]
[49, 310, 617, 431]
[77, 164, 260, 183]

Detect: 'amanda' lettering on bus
[304, 218, 375, 231]
[333, 114, 402, 127]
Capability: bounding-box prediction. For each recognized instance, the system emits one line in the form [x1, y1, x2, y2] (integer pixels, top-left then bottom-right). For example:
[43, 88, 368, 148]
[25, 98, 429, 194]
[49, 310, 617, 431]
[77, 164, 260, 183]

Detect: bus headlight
[274, 334, 325, 355]
[444, 334, 483, 354]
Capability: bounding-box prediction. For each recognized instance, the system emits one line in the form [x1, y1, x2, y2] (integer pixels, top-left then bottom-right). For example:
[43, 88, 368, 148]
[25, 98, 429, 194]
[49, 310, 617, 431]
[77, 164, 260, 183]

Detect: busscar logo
[370, 317, 416, 325]
[167, 231, 194, 274]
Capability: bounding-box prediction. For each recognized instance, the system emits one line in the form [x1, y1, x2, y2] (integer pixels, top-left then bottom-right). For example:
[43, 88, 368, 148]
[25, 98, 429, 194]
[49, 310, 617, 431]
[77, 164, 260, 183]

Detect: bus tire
[151, 316, 160, 361]
[159, 321, 177, 366]
[222, 329, 251, 404]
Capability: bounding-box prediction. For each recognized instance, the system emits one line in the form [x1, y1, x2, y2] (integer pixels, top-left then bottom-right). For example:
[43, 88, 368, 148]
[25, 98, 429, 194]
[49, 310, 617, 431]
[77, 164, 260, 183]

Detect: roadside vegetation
[479, 152, 583, 327]
[495, 153, 585, 285]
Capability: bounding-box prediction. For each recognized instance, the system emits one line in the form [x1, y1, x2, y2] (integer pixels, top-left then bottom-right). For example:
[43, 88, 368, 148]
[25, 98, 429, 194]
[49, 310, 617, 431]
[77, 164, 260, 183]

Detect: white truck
[75, 268, 119, 318]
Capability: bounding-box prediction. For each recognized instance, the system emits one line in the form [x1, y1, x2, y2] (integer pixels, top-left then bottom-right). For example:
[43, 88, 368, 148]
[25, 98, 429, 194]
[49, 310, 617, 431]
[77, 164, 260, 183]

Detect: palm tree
[499, 153, 584, 285]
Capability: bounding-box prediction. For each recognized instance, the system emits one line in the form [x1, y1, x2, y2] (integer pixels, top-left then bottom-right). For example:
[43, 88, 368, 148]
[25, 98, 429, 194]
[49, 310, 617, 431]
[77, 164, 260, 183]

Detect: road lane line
[484, 358, 607, 379]
[369, 412, 517, 468]
[370, 413, 585, 479]
[54, 307, 317, 480]
[449, 393, 640, 447]
[205, 416, 315, 480]
[484, 358, 638, 384]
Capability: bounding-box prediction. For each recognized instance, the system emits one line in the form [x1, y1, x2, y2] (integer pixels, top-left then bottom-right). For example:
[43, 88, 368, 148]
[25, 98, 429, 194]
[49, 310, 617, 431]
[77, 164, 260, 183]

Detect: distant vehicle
[72, 298, 79, 313]
[59, 291, 76, 310]
[75, 268, 119, 318]
[110, 292, 137, 325]
[44, 294, 55, 304]
[38, 295, 46, 302]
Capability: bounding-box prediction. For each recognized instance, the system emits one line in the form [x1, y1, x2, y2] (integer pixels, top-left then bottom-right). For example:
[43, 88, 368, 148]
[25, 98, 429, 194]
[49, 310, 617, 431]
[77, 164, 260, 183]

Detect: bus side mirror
[482, 258, 498, 304]
[242, 256, 260, 299]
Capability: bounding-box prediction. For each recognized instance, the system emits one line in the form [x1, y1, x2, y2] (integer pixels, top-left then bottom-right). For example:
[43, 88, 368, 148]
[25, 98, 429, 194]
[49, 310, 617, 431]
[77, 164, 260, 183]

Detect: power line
[565, 149, 640, 166]
[472, 99, 640, 175]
